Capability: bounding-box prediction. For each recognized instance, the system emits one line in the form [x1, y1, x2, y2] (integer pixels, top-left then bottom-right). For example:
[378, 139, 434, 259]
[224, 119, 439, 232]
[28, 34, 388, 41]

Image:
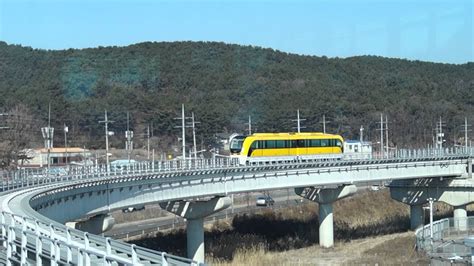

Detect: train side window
[311, 139, 321, 147]
[321, 139, 329, 147]
[286, 140, 296, 148]
[250, 141, 258, 149]
[266, 140, 276, 149]
[297, 139, 305, 147]
[291, 140, 297, 148]
[276, 140, 285, 148]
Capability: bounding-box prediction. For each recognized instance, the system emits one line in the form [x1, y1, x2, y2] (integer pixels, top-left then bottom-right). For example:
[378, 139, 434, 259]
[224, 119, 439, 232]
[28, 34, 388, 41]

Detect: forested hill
[0, 41, 473, 150]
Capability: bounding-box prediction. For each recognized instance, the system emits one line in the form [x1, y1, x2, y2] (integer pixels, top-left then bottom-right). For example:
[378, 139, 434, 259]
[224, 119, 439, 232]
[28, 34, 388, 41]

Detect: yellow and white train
[229, 132, 344, 165]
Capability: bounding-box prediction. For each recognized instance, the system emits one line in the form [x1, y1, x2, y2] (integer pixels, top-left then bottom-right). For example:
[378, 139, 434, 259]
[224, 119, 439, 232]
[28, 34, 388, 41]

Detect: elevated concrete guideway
[0, 152, 473, 264]
[29, 157, 467, 222]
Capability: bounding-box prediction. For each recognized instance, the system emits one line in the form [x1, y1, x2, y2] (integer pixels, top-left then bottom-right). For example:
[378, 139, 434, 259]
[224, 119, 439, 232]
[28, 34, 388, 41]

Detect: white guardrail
[415, 216, 474, 264]
[0, 147, 472, 265]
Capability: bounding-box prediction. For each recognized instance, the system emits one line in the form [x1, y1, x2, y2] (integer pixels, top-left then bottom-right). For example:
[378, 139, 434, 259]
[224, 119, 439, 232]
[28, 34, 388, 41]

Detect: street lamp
[64, 124, 68, 164]
[99, 110, 114, 172]
[423, 198, 435, 247]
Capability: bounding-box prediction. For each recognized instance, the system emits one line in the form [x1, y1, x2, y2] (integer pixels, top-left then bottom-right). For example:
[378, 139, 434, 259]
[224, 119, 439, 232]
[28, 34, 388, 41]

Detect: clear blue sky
[0, 0, 472, 64]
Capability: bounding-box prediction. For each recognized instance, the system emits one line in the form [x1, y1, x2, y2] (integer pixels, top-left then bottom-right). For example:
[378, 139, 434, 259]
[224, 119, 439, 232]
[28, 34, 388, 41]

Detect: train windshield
[229, 136, 246, 154]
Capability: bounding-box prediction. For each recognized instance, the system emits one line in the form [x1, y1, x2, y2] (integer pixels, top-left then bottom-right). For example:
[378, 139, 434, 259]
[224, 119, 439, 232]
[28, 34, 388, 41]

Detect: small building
[344, 140, 373, 159]
[110, 159, 138, 171]
[19, 147, 92, 168]
[214, 132, 234, 152]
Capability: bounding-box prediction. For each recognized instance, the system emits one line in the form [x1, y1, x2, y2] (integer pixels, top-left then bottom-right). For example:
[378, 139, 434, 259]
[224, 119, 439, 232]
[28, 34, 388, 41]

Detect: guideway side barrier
[0, 211, 197, 265]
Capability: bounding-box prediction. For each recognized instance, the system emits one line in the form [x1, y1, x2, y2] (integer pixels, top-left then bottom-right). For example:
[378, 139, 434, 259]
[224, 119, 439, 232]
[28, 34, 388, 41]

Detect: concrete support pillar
[319, 203, 334, 248]
[160, 196, 231, 264]
[295, 185, 357, 248]
[187, 218, 204, 262]
[67, 214, 115, 234]
[454, 205, 467, 231]
[410, 204, 424, 230]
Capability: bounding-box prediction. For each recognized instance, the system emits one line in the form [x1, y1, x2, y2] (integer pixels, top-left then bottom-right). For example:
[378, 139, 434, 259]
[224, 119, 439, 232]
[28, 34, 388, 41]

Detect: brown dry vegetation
[209, 232, 429, 265]
[130, 190, 453, 264]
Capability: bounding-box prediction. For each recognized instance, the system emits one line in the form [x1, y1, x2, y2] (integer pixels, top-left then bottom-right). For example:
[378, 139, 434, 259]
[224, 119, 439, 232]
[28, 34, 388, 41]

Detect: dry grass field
[208, 232, 428, 265]
[130, 189, 456, 265]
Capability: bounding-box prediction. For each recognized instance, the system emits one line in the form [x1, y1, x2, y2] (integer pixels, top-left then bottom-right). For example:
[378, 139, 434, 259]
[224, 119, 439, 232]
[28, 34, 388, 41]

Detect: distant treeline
[0, 41, 473, 152]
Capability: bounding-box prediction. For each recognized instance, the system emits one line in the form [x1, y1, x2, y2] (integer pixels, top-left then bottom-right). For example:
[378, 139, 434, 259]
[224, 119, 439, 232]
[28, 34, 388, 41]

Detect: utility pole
[428, 198, 434, 244]
[181, 105, 185, 159]
[191, 112, 200, 161]
[125, 112, 133, 163]
[147, 124, 150, 160]
[292, 109, 306, 133]
[320, 114, 330, 134]
[64, 123, 68, 164]
[41, 103, 54, 172]
[436, 117, 445, 149]
[246, 116, 252, 135]
[377, 113, 384, 158]
[99, 110, 113, 172]
[174, 104, 192, 160]
[323, 114, 326, 133]
[385, 115, 389, 156]
[360, 125, 364, 142]
[461, 117, 471, 151]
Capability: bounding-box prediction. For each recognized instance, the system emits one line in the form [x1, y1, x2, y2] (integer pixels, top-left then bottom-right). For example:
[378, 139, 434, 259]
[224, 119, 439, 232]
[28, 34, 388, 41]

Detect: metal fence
[416, 217, 474, 264]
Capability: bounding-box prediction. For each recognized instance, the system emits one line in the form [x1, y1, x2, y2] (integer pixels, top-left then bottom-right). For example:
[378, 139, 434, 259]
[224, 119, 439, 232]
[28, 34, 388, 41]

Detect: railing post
[49, 238, 56, 266]
[66, 228, 73, 261]
[77, 248, 84, 266]
[54, 240, 61, 265]
[1, 212, 6, 248]
[20, 216, 27, 264]
[84, 232, 91, 265]
[161, 252, 169, 266]
[6, 226, 12, 266]
[106, 237, 112, 256]
[21, 230, 27, 265]
[36, 235, 43, 266]
[131, 244, 138, 264]
[9, 217, 16, 254]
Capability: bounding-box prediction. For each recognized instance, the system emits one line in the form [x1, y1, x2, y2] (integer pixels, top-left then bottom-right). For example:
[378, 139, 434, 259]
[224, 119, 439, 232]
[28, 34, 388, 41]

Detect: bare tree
[0, 105, 40, 169]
